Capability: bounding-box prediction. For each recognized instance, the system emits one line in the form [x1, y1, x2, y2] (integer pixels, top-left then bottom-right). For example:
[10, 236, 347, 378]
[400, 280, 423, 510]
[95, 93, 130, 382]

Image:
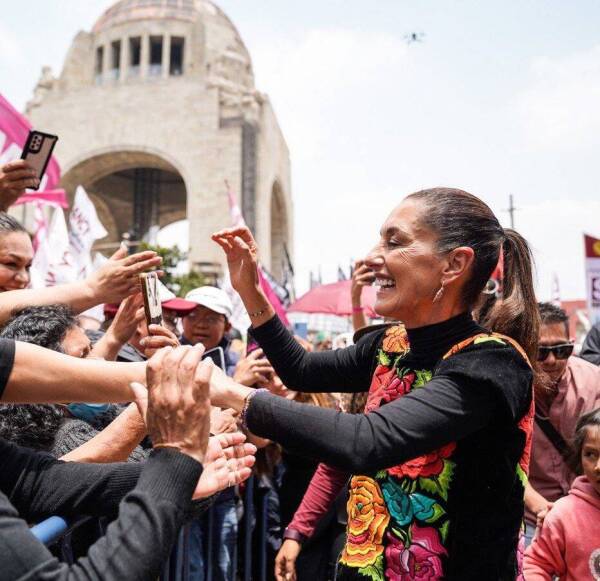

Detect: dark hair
[407, 187, 540, 361]
[0, 304, 79, 352]
[572, 407, 600, 474]
[0, 304, 78, 452]
[538, 302, 569, 337]
[0, 212, 27, 236]
[0, 404, 64, 451]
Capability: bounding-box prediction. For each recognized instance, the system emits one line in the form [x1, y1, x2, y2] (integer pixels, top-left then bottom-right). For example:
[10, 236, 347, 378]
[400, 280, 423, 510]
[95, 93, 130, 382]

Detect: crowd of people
[1, 159, 600, 580]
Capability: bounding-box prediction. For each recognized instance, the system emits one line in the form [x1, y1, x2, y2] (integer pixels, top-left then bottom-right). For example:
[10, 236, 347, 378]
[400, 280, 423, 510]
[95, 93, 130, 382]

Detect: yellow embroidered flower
[340, 476, 390, 568]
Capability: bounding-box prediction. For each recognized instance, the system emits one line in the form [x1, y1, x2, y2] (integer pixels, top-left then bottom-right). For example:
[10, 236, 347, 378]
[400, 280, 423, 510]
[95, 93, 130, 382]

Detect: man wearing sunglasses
[524, 302, 600, 545]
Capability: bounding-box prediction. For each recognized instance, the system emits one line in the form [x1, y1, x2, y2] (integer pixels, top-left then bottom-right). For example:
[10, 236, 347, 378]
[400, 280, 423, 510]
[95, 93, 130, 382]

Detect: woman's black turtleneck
[247, 312, 531, 473]
[248, 314, 533, 579]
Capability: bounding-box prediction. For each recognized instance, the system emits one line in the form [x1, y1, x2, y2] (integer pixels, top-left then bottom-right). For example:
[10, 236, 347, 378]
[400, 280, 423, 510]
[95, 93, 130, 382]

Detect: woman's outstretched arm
[0, 339, 144, 403]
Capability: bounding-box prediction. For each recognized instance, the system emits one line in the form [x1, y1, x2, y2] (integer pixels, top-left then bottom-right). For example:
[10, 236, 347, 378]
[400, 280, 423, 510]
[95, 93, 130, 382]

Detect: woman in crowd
[0, 211, 161, 324]
[211, 187, 538, 579]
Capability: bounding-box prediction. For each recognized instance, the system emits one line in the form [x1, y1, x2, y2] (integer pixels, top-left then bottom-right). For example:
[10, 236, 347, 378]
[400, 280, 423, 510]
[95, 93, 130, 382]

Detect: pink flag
[0, 92, 67, 208]
[224, 183, 290, 328]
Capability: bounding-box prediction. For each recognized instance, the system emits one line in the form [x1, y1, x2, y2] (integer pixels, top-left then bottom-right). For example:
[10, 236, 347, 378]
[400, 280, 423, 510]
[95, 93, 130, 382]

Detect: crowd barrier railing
[32, 474, 271, 581]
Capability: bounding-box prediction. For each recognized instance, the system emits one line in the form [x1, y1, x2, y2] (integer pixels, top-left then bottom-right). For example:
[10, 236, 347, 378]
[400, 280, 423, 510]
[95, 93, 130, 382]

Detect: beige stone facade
[26, 0, 292, 280]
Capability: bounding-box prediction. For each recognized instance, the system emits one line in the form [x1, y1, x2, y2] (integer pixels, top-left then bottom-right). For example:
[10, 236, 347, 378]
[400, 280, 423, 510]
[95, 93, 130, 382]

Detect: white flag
[69, 186, 107, 279]
[30, 208, 76, 288]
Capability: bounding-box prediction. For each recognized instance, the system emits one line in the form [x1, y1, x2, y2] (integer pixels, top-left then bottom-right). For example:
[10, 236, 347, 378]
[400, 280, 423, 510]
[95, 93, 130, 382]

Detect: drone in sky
[404, 32, 425, 45]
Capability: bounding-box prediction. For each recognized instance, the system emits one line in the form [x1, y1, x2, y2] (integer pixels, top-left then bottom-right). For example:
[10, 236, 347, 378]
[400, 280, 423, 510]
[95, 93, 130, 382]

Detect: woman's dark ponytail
[483, 228, 540, 363]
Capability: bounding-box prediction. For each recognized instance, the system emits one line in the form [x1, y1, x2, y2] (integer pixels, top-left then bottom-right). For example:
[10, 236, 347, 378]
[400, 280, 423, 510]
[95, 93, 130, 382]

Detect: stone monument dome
[26, 0, 292, 282]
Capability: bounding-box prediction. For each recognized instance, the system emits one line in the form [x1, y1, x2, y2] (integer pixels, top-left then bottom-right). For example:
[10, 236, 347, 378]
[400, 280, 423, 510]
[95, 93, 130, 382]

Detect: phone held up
[20, 130, 58, 191]
[140, 272, 163, 327]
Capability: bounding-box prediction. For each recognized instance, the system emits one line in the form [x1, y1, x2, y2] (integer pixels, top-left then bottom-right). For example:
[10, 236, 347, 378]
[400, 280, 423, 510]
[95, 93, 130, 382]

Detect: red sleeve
[285, 462, 349, 539]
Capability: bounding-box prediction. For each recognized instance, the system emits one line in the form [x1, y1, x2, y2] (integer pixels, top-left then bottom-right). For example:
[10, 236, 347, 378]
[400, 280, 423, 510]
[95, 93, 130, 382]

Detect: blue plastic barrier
[30, 516, 68, 546]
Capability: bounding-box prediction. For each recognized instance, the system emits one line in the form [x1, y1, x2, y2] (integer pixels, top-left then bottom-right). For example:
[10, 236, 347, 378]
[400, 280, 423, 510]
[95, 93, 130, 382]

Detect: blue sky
[3, 1, 600, 299]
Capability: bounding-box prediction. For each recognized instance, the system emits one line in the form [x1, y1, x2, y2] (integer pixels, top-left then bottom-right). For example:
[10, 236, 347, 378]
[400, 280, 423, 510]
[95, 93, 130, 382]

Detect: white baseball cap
[184, 286, 233, 319]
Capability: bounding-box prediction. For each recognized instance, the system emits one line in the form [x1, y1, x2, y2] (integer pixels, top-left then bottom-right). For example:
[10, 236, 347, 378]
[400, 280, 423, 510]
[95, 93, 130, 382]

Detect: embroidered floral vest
[337, 325, 534, 581]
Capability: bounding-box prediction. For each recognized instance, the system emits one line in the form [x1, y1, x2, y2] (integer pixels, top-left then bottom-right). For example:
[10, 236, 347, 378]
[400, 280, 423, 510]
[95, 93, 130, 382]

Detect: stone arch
[61, 147, 188, 250]
[270, 180, 289, 282]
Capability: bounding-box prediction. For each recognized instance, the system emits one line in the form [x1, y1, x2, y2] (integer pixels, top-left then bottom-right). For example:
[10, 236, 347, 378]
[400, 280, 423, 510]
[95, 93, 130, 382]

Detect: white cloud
[251, 28, 411, 294]
[516, 45, 600, 151]
[0, 21, 24, 68]
[516, 198, 600, 301]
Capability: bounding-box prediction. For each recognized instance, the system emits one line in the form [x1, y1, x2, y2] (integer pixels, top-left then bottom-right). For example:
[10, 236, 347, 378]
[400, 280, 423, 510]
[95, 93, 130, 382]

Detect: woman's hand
[0, 160, 39, 211]
[193, 432, 256, 499]
[109, 294, 145, 344]
[233, 349, 275, 387]
[210, 407, 239, 435]
[351, 260, 375, 305]
[141, 324, 180, 358]
[211, 226, 260, 295]
[84, 244, 162, 305]
[143, 345, 212, 464]
[275, 538, 302, 581]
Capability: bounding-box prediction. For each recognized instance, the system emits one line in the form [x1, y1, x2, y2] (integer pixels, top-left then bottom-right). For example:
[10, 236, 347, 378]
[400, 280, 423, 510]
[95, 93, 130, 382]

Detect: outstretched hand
[211, 227, 260, 294]
[193, 432, 256, 499]
[85, 244, 163, 305]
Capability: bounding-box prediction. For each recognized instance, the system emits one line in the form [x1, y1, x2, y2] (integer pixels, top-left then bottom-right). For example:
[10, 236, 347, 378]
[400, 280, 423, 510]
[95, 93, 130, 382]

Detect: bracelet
[352, 306, 364, 313]
[241, 388, 268, 430]
[283, 527, 308, 544]
[248, 305, 269, 318]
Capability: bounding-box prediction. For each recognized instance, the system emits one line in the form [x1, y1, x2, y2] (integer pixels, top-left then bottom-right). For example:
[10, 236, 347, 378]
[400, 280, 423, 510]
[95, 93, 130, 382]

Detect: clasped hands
[131, 344, 256, 500]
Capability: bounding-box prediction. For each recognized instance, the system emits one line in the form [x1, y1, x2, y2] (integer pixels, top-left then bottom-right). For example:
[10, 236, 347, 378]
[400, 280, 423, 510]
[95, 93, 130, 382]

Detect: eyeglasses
[185, 312, 224, 325]
[537, 343, 574, 362]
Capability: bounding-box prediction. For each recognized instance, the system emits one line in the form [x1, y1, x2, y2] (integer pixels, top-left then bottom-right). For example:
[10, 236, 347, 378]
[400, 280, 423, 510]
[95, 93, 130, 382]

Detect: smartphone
[140, 272, 163, 327]
[20, 130, 58, 190]
[202, 346, 225, 370]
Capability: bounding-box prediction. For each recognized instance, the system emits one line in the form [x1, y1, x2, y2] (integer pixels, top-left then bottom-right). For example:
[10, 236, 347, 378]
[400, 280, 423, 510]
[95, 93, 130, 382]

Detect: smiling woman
[211, 187, 540, 579]
[0, 213, 33, 293]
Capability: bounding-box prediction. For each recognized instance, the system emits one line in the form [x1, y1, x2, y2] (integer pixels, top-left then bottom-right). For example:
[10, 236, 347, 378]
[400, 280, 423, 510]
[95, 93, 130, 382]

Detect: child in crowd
[524, 408, 600, 580]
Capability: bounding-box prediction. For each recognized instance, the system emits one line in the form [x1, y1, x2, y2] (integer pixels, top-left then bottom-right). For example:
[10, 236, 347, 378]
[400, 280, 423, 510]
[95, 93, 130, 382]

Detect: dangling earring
[433, 283, 445, 303]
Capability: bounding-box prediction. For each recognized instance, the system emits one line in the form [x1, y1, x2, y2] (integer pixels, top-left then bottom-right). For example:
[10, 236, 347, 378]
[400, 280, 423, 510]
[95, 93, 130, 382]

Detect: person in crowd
[523, 407, 600, 580]
[524, 302, 600, 545]
[350, 259, 374, 331]
[0, 212, 162, 325]
[0, 212, 34, 293]
[181, 285, 274, 581]
[210, 187, 538, 579]
[581, 321, 600, 366]
[0, 339, 256, 580]
[0, 304, 151, 461]
[0, 159, 38, 211]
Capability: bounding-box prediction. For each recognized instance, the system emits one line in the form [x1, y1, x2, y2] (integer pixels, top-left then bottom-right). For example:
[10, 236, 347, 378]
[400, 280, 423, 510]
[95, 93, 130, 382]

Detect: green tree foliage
[139, 243, 205, 296]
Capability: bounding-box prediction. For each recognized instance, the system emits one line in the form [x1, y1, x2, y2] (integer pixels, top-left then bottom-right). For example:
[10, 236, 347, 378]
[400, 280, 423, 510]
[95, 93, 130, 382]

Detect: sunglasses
[537, 343, 574, 362]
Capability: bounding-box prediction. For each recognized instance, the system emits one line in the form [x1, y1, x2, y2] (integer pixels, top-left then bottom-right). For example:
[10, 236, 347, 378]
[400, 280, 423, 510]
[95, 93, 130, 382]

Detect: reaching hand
[0, 160, 39, 211]
[109, 293, 145, 345]
[233, 349, 275, 387]
[211, 227, 260, 294]
[534, 501, 554, 539]
[351, 259, 375, 304]
[85, 244, 163, 305]
[210, 407, 239, 434]
[275, 538, 301, 581]
[141, 324, 180, 358]
[143, 345, 212, 464]
[193, 432, 256, 499]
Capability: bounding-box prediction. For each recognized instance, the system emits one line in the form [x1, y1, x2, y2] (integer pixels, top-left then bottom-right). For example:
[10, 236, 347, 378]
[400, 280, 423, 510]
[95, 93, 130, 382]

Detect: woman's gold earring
[433, 284, 445, 303]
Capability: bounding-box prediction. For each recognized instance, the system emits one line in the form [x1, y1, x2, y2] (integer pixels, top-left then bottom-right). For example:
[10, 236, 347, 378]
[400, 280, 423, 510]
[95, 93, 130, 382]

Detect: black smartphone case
[20, 130, 58, 191]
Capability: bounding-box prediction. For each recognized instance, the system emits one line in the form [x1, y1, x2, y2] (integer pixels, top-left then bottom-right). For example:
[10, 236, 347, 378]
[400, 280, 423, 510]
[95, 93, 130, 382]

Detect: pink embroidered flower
[382, 372, 416, 404]
[385, 525, 446, 580]
[365, 365, 396, 413]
